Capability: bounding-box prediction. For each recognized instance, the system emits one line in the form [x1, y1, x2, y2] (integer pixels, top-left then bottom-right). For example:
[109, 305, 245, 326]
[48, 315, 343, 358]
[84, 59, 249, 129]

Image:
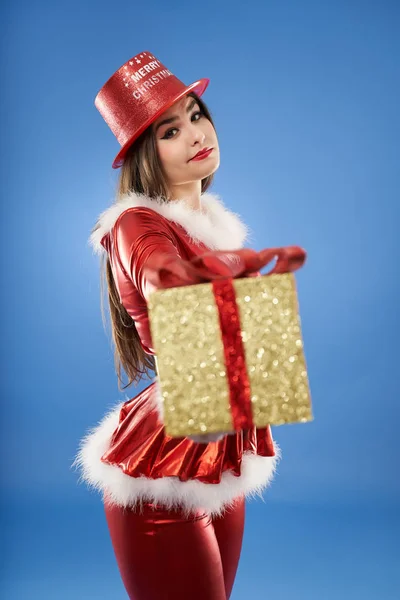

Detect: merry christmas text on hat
[95, 51, 209, 169]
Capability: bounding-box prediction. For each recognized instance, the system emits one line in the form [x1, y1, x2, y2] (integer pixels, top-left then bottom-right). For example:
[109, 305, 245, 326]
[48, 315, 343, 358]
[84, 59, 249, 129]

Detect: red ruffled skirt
[100, 381, 276, 482]
[75, 380, 280, 516]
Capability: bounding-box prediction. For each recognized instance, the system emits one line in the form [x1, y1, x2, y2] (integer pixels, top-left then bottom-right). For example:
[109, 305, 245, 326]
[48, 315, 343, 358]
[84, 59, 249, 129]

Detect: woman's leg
[212, 496, 246, 599]
[104, 499, 227, 600]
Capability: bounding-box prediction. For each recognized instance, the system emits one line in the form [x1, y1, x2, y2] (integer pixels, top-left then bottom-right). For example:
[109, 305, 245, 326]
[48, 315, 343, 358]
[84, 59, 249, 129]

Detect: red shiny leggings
[104, 496, 245, 600]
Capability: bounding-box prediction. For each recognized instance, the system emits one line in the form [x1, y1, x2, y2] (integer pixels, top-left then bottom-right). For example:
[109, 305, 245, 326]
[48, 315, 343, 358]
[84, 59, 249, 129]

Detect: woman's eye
[162, 128, 178, 140]
[161, 110, 203, 140]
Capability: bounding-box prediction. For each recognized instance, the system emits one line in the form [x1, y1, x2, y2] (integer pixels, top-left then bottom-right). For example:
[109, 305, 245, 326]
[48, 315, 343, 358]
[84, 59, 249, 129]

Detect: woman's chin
[190, 157, 220, 178]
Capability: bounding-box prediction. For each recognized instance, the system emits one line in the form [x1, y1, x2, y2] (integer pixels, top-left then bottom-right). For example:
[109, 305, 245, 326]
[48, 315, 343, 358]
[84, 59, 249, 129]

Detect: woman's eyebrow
[155, 98, 198, 132]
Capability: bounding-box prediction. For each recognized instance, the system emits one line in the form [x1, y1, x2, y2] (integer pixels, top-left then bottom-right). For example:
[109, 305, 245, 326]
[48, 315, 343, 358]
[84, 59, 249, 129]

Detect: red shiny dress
[75, 192, 280, 516]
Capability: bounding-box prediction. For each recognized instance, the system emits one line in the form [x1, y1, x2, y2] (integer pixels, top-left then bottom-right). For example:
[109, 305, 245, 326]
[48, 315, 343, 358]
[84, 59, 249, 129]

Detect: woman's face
[152, 94, 220, 190]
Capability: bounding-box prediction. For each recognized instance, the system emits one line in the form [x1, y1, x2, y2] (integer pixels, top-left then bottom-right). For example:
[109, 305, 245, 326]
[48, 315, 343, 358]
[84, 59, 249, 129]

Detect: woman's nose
[190, 125, 206, 145]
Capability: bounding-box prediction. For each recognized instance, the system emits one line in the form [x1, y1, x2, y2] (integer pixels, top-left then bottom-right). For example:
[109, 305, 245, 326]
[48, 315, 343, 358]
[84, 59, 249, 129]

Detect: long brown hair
[94, 92, 216, 391]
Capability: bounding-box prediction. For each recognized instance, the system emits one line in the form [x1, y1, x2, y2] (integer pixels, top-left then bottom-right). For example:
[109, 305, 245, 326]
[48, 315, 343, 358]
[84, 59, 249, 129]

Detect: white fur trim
[72, 401, 281, 517]
[88, 191, 252, 256]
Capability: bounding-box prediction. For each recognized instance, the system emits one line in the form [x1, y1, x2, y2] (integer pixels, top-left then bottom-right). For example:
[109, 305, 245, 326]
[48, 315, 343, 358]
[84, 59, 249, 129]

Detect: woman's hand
[188, 432, 226, 444]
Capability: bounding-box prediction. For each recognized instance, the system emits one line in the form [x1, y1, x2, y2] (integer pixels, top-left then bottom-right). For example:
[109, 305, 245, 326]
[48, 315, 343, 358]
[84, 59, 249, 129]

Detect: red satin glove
[145, 246, 307, 291]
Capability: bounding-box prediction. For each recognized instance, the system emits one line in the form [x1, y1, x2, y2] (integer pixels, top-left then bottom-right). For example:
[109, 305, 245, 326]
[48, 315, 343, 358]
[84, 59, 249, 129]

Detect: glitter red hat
[95, 51, 210, 169]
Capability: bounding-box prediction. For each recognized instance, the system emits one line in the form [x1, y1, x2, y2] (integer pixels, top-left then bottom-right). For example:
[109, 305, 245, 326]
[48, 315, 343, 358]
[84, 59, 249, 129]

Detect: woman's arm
[113, 207, 186, 301]
[112, 206, 235, 443]
[113, 206, 246, 300]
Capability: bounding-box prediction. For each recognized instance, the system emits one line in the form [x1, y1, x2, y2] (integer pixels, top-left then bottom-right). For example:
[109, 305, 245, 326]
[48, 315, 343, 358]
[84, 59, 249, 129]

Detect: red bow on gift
[145, 246, 307, 290]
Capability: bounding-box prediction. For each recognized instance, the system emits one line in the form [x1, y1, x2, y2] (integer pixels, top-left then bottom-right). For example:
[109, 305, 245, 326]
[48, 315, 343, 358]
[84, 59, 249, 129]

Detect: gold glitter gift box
[147, 246, 313, 438]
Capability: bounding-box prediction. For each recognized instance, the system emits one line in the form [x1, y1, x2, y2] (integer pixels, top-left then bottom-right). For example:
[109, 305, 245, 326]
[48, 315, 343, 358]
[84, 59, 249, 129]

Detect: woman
[74, 50, 281, 600]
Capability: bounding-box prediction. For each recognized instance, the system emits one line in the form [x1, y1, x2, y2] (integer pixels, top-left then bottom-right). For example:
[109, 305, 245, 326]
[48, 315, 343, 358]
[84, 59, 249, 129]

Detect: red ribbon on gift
[147, 246, 307, 430]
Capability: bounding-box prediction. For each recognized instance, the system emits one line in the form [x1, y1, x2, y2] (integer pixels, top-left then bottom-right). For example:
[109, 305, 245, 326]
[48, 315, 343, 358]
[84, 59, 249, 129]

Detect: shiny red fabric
[103, 206, 306, 357]
[104, 495, 245, 600]
[100, 207, 278, 480]
[101, 382, 275, 480]
[104, 206, 219, 354]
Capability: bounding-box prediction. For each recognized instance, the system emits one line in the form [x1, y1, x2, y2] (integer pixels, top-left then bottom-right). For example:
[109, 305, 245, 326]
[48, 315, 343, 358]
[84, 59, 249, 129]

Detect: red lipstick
[190, 147, 213, 161]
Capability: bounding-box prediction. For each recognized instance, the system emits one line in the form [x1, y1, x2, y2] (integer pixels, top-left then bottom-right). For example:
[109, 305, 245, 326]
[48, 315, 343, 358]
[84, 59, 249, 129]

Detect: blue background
[1, 0, 399, 598]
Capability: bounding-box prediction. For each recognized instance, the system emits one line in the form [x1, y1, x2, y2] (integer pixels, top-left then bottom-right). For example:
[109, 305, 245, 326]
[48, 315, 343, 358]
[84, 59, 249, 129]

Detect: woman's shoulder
[89, 192, 175, 255]
[89, 190, 252, 256]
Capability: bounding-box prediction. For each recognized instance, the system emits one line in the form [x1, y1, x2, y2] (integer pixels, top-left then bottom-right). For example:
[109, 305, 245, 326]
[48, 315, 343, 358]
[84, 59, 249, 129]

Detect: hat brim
[112, 78, 210, 169]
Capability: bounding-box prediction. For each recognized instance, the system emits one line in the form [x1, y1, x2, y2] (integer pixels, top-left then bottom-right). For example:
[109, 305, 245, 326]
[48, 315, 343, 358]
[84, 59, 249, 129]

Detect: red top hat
[95, 51, 210, 169]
